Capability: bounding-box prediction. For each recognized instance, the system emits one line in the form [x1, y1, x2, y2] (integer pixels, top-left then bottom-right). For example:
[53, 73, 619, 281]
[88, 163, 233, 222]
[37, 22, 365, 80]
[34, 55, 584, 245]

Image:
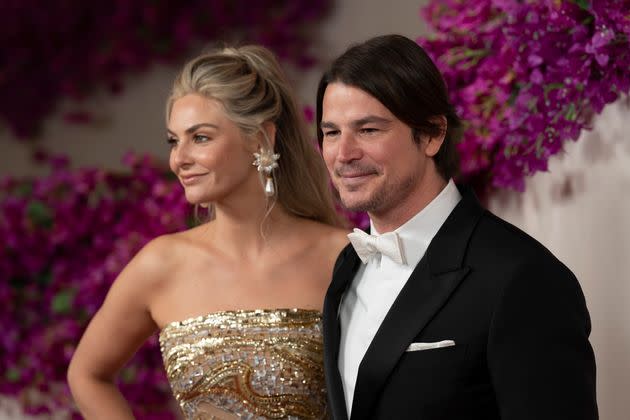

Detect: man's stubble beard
[340, 172, 418, 215]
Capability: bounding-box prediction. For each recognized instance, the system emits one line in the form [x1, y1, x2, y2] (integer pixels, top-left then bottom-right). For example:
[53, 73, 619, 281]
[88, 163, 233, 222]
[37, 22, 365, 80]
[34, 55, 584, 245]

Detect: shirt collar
[370, 179, 462, 267]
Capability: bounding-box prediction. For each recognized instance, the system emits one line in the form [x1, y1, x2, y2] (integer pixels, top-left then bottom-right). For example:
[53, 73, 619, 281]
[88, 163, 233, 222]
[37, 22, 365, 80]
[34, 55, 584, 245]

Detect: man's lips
[337, 171, 377, 187]
[340, 172, 372, 178]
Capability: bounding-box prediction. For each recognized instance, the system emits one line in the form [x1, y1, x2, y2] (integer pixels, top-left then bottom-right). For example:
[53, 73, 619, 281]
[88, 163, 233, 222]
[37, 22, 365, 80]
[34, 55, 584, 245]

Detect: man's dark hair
[316, 34, 462, 180]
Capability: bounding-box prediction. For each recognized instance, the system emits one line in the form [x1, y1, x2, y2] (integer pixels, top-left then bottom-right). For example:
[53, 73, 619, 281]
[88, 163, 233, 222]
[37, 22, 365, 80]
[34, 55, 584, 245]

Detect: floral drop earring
[253, 148, 280, 197]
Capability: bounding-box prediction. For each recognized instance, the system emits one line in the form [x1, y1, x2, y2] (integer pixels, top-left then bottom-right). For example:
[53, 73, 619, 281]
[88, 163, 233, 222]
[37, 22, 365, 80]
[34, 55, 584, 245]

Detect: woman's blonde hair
[167, 45, 343, 227]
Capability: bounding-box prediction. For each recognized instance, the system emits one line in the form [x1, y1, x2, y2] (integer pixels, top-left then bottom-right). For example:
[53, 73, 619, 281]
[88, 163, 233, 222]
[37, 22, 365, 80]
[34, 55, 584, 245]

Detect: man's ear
[425, 115, 447, 157]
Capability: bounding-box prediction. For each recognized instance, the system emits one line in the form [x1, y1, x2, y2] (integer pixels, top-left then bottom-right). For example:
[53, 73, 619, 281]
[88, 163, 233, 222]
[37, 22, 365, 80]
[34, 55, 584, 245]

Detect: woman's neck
[208, 197, 297, 260]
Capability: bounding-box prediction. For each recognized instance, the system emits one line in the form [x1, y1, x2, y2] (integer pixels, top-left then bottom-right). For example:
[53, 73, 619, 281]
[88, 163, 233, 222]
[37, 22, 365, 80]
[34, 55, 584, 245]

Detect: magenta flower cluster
[1, 154, 192, 418]
[0, 0, 332, 139]
[420, 0, 630, 191]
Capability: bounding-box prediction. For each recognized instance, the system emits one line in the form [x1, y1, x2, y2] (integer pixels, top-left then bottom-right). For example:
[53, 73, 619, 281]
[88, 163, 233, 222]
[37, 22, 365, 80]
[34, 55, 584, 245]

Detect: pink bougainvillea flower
[420, 0, 630, 192]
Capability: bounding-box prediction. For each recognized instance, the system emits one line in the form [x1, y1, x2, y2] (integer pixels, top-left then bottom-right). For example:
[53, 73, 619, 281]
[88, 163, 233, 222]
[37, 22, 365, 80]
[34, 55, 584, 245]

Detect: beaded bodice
[159, 309, 327, 420]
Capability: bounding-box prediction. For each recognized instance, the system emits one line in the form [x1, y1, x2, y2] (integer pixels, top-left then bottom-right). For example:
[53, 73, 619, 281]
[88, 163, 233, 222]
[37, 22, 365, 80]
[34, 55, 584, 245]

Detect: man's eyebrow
[320, 116, 392, 130]
[352, 116, 392, 127]
[320, 121, 338, 130]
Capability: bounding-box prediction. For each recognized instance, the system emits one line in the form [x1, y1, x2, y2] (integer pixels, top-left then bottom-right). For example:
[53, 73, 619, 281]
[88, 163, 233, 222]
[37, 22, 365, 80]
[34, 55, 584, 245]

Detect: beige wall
[490, 99, 630, 420]
[0, 65, 176, 177]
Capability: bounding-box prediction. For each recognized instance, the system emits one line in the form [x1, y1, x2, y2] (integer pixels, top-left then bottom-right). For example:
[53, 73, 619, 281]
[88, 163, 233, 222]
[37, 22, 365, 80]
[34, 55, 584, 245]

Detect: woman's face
[167, 94, 258, 205]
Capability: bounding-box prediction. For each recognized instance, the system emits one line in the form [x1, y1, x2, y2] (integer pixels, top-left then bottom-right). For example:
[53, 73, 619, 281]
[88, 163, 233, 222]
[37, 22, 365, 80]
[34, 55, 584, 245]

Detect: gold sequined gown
[159, 309, 327, 420]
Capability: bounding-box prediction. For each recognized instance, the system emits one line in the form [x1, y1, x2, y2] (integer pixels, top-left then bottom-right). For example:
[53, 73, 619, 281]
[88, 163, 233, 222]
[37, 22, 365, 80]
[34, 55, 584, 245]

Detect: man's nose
[336, 133, 362, 162]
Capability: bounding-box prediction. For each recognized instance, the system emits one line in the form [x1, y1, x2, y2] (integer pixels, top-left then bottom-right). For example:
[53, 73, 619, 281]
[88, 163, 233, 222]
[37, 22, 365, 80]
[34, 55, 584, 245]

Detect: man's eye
[323, 130, 340, 137]
[360, 128, 378, 134]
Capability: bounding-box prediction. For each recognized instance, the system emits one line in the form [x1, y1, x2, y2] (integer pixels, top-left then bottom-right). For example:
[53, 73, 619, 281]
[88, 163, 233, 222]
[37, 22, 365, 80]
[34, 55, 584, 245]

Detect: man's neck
[370, 177, 448, 233]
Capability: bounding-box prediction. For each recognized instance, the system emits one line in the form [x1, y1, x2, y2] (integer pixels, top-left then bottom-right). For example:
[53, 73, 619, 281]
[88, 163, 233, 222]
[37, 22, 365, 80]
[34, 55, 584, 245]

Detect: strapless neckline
[161, 307, 322, 331]
[159, 307, 326, 419]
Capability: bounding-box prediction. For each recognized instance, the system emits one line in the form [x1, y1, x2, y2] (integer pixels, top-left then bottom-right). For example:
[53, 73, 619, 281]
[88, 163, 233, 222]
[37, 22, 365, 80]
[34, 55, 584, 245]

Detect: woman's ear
[261, 121, 277, 149]
[425, 115, 447, 157]
[246, 122, 277, 153]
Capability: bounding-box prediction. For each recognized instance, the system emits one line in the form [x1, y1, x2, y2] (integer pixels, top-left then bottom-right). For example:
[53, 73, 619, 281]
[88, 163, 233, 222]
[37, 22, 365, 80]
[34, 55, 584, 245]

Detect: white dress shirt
[338, 179, 462, 415]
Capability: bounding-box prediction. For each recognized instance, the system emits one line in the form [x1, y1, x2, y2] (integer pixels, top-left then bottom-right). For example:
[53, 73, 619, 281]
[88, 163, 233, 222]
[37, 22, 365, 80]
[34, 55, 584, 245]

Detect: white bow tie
[347, 228, 407, 265]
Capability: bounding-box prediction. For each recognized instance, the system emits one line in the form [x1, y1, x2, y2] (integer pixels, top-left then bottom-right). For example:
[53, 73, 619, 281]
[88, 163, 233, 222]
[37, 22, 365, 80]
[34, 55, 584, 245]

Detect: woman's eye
[193, 134, 210, 143]
[167, 137, 178, 148]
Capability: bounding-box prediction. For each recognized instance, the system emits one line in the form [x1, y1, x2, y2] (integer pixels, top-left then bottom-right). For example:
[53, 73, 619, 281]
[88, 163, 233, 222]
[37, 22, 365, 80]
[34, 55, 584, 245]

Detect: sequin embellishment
[159, 309, 327, 419]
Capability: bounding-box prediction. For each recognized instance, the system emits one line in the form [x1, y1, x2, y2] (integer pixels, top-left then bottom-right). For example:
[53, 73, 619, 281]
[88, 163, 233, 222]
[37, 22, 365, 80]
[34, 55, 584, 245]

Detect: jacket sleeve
[487, 258, 598, 419]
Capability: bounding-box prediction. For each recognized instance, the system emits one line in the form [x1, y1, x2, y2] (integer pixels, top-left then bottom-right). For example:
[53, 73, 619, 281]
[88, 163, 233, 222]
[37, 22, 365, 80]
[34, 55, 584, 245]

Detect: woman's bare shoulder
[134, 233, 179, 265]
[300, 220, 350, 253]
[326, 225, 351, 251]
[122, 230, 197, 285]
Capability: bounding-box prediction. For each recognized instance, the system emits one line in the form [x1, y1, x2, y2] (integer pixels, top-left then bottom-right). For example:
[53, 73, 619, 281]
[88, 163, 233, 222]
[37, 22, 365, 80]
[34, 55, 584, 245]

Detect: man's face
[321, 82, 436, 217]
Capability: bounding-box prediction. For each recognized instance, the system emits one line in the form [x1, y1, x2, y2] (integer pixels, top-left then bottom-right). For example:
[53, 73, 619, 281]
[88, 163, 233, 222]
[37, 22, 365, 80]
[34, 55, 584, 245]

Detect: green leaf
[565, 103, 577, 121]
[51, 289, 76, 314]
[508, 86, 520, 106]
[186, 214, 197, 229]
[26, 200, 54, 229]
[535, 134, 545, 158]
[15, 182, 33, 198]
[504, 145, 516, 158]
[544, 83, 565, 93]
[6, 367, 21, 382]
[36, 270, 53, 287]
[121, 367, 136, 383]
[544, 83, 565, 102]
[527, 98, 538, 112]
[9, 276, 26, 290]
[574, 0, 591, 11]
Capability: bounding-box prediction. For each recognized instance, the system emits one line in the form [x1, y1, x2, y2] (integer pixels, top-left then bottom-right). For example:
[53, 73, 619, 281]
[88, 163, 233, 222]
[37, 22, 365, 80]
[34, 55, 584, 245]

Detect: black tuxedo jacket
[323, 186, 598, 420]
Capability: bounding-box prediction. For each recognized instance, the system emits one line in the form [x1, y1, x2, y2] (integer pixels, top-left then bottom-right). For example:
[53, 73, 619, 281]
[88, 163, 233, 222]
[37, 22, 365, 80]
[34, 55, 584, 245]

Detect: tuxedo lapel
[349, 261, 470, 419]
[323, 243, 361, 420]
[350, 185, 485, 420]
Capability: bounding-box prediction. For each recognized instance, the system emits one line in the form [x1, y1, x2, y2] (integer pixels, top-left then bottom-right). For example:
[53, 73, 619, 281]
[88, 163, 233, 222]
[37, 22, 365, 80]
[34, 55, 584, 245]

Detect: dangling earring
[253, 148, 280, 197]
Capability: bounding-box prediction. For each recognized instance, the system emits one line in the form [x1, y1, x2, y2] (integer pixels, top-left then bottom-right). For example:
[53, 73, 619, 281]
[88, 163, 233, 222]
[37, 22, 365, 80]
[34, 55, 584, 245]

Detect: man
[317, 34, 598, 420]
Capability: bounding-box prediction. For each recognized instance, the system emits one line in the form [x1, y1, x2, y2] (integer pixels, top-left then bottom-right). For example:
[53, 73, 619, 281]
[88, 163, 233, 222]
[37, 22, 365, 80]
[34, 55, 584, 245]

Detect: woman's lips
[180, 174, 207, 186]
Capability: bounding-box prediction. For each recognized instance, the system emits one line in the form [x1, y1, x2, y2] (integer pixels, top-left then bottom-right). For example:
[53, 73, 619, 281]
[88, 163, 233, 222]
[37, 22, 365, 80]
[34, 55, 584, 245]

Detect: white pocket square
[406, 340, 456, 352]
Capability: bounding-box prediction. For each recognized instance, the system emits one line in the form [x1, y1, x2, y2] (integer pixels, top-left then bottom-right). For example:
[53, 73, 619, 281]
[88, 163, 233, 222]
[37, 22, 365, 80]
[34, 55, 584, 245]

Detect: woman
[67, 45, 349, 419]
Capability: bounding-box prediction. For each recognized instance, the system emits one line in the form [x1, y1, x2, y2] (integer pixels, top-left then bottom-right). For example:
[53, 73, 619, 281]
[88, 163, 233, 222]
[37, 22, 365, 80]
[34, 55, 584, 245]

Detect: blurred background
[1, 0, 629, 418]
